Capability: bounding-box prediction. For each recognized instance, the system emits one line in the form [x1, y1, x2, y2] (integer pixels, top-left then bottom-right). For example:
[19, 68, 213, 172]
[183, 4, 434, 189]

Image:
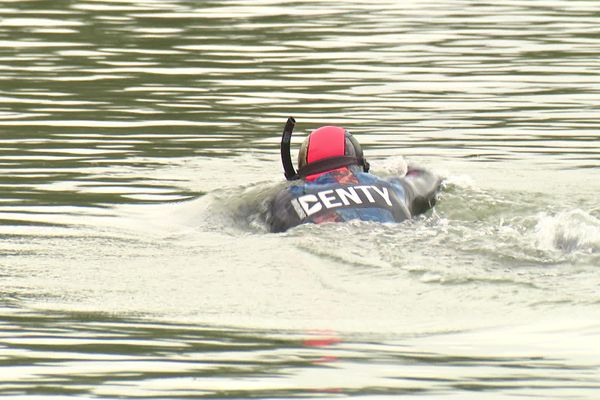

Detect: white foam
[534, 209, 600, 253]
[369, 155, 408, 177]
[441, 173, 477, 189]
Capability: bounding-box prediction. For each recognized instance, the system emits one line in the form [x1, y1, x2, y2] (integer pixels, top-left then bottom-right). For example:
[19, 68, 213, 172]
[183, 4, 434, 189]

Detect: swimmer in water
[268, 118, 442, 233]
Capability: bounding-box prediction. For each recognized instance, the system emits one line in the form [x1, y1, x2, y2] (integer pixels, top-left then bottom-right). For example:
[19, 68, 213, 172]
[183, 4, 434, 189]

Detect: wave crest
[535, 209, 600, 253]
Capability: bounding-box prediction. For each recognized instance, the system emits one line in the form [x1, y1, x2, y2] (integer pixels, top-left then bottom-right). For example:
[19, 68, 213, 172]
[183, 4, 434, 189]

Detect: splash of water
[534, 209, 600, 254]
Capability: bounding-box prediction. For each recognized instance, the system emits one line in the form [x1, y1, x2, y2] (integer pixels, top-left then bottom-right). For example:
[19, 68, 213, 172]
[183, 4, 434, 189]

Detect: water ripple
[1, 2, 600, 396]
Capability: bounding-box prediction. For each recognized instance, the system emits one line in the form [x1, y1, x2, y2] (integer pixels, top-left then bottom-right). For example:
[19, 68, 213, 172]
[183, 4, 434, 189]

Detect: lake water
[1, 0, 599, 398]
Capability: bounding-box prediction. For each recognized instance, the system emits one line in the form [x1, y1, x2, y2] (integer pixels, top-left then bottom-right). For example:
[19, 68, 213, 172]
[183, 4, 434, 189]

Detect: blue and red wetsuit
[268, 165, 442, 233]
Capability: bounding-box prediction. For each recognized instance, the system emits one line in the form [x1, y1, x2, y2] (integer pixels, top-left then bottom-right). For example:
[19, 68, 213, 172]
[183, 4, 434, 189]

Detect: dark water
[3, 308, 600, 398]
[1, 0, 600, 398]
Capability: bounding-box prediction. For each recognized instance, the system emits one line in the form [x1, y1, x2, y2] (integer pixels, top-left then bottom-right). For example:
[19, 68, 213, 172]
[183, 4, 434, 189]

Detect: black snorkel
[281, 117, 298, 180]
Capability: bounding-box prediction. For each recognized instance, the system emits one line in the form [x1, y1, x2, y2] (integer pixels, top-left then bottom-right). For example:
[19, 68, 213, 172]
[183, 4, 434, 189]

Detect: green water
[1, 0, 600, 398]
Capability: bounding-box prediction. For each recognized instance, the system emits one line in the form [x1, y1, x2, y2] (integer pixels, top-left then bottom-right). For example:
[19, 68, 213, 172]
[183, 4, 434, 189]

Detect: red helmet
[297, 126, 369, 180]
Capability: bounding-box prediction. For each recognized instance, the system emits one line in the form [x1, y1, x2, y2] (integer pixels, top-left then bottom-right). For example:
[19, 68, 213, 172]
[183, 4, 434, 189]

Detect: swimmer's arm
[401, 167, 443, 216]
[268, 189, 301, 233]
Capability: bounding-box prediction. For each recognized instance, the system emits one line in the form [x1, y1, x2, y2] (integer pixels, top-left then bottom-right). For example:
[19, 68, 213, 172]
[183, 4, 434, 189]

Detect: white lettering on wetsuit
[290, 185, 393, 219]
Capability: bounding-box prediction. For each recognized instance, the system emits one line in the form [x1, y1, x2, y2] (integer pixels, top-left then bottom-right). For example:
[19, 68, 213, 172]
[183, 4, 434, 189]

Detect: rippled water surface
[1, 0, 600, 398]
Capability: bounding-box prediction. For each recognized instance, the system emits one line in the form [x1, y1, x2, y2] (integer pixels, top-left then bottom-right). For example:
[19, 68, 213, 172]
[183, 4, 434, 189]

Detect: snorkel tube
[281, 117, 298, 180]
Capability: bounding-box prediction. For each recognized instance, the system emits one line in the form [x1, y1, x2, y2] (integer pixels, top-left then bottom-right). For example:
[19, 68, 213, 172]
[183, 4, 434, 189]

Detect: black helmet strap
[297, 155, 362, 178]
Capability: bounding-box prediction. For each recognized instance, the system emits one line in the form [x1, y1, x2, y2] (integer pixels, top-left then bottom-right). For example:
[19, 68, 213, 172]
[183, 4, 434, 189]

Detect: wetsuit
[268, 165, 441, 233]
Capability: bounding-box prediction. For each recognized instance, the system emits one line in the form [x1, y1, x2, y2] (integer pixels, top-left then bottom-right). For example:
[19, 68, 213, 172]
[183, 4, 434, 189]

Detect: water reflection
[1, 1, 600, 397]
[1, 309, 599, 398]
